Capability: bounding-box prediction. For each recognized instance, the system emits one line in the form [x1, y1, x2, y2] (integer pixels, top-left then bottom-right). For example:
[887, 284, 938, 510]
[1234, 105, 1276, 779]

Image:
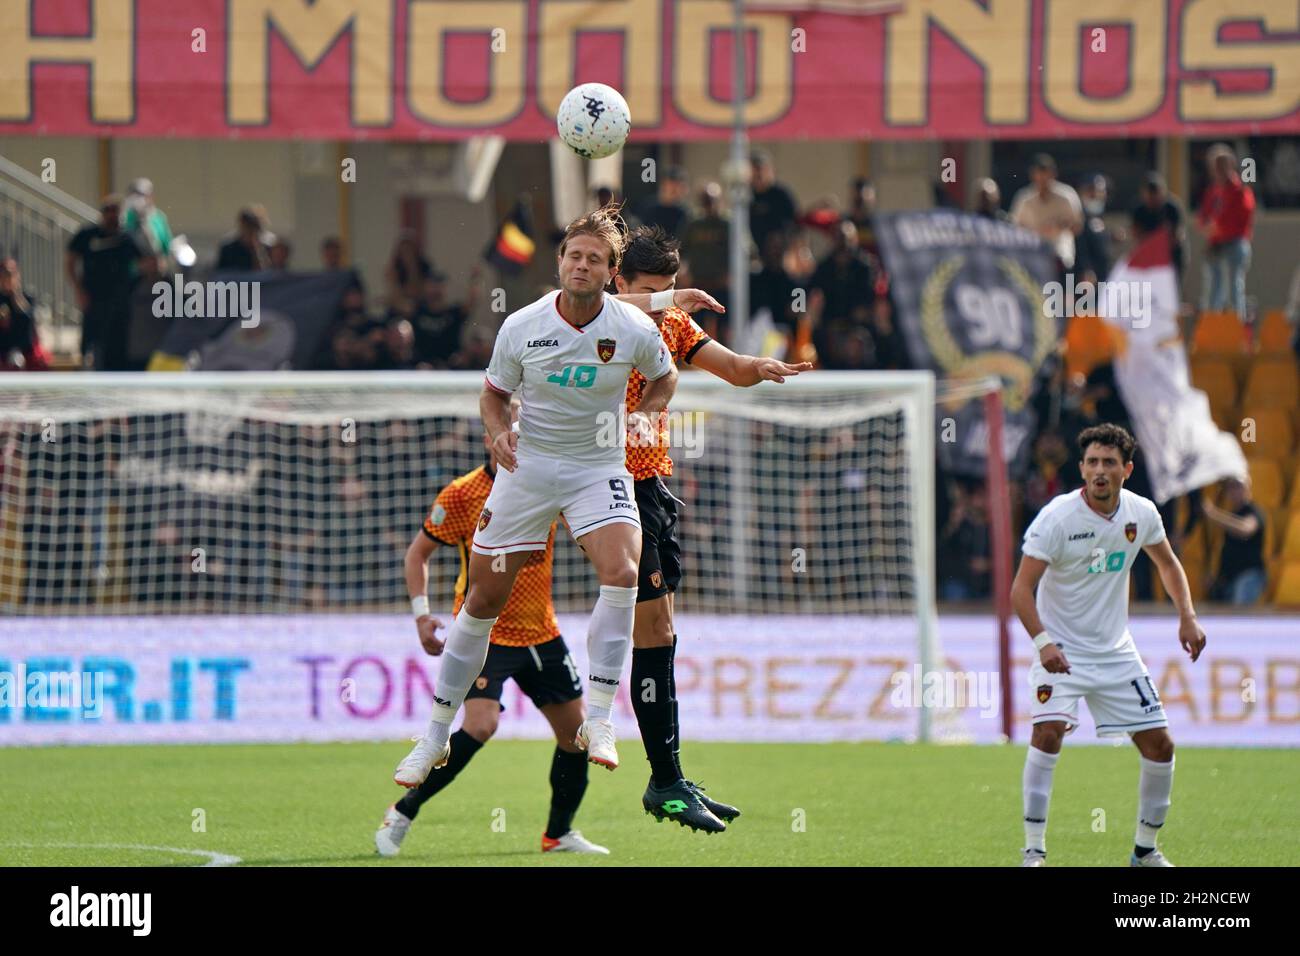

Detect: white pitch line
[2, 842, 242, 866]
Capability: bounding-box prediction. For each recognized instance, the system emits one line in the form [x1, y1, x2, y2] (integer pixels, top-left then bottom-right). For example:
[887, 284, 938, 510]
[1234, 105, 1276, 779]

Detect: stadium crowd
[4, 145, 1298, 608]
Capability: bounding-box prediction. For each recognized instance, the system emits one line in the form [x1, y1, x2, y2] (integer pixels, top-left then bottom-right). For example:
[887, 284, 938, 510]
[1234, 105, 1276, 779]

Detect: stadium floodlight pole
[728, 0, 750, 349]
[983, 382, 1015, 743]
[726, 0, 753, 610]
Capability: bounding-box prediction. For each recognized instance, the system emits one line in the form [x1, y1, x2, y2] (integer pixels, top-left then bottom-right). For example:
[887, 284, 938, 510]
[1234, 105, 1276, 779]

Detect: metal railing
[0, 154, 97, 361]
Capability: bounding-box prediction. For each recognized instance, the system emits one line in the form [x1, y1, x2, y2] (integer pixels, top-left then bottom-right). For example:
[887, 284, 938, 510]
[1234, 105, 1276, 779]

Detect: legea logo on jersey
[1088, 549, 1127, 573]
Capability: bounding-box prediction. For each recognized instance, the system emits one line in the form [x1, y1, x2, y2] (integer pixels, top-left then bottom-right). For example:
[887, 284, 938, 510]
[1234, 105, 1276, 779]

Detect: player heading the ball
[394, 206, 678, 786]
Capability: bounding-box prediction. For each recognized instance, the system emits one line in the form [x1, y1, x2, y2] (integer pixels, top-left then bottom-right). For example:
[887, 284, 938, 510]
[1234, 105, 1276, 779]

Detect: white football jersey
[485, 291, 674, 467]
[1021, 488, 1166, 664]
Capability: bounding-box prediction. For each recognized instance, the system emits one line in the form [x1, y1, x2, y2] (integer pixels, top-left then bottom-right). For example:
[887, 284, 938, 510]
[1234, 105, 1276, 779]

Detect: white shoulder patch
[430, 505, 447, 526]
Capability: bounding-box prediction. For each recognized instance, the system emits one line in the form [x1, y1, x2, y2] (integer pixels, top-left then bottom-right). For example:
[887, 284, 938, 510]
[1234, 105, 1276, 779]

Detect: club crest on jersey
[1125, 522, 1137, 543]
[478, 508, 492, 531]
[597, 338, 616, 363]
[650, 570, 664, 589]
[475, 676, 489, 690]
[1036, 685, 1053, 704]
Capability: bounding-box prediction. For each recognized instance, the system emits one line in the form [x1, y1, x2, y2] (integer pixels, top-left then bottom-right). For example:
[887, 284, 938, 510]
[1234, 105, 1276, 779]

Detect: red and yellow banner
[0, 0, 1297, 141]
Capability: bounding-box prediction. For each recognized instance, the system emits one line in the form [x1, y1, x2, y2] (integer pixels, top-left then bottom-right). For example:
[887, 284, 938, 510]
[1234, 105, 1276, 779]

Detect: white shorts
[1029, 655, 1168, 737]
[471, 451, 640, 555]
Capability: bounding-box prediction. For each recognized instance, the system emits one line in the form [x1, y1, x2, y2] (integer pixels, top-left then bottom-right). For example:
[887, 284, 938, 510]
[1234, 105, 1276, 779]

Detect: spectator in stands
[749, 150, 799, 254]
[216, 207, 272, 272]
[269, 238, 292, 271]
[409, 267, 481, 368]
[1131, 173, 1186, 284]
[1074, 174, 1113, 284]
[679, 182, 730, 323]
[321, 236, 345, 271]
[0, 256, 50, 371]
[749, 232, 798, 339]
[1023, 429, 1070, 523]
[809, 221, 876, 323]
[592, 184, 619, 211]
[809, 221, 883, 368]
[447, 320, 496, 372]
[1010, 153, 1083, 271]
[385, 230, 433, 311]
[635, 165, 691, 238]
[972, 178, 1009, 222]
[1197, 143, 1256, 318]
[1205, 477, 1267, 605]
[845, 178, 880, 258]
[329, 286, 386, 370]
[122, 178, 173, 280]
[938, 479, 992, 600]
[379, 318, 416, 370]
[66, 195, 146, 370]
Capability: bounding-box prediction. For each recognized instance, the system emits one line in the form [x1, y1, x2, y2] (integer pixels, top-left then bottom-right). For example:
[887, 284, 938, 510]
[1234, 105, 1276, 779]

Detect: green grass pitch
[2, 741, 1295, 866]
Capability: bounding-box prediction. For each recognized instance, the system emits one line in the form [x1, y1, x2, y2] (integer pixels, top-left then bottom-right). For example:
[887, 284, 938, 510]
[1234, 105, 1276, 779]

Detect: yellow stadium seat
[1190, 359, 1238, 409]
[1258, 309, 1294, 354]
[1192, 310, 1248, 356]
[1239, 407, 1295, 461]
[1273, 561, 1300, 607]
[1247, 457, 1286, 509]
[1064, 314, 1122, 379]
[1242, 357, 1300, 409]
[1283, 512, 1300, 562]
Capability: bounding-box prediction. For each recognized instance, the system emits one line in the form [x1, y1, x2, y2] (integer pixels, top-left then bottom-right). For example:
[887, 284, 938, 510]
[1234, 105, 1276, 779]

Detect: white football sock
[1135, 755, 1175, 849]
[1023, 746, 1059, 853]
[424, 611, 496, 749]
[585, 584, 637, 721]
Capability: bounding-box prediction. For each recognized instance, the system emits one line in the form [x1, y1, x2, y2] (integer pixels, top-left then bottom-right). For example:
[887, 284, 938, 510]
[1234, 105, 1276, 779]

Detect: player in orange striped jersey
[374, 432, 608, 857]
[613, 225, 812, 831]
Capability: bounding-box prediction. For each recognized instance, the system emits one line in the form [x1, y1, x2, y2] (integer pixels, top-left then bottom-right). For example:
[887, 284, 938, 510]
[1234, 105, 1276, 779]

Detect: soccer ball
[556, 83, 631, 160]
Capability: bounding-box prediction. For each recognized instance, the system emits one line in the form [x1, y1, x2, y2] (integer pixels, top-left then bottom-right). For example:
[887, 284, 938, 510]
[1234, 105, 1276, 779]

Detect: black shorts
[464, 635, 583, 712]
[634, 476, 683, 603]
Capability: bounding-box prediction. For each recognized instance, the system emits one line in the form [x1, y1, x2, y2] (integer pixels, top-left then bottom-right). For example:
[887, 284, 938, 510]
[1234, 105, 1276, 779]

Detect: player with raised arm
[393, 207, 677, 787]
[1010, 424, 1207, 867]
[375, 431, 608, 857]
[613, 226, 812, 832]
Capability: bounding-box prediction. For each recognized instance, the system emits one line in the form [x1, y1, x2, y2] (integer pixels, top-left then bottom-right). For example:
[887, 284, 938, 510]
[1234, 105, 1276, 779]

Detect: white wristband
[1031, 632, 1054, 651]
[411, 596, 430, 618]
[649, 290, 674, 312]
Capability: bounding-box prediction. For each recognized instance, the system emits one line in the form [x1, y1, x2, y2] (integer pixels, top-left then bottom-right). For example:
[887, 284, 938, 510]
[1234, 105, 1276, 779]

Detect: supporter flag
[484, 201, 536, 276]
[1099, 230, 1247, 504]
[148, 269, 357, 371]
[874, 210, 1060, 477]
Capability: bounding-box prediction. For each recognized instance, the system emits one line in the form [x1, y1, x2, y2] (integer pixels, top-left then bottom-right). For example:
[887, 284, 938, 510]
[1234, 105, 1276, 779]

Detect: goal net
[0, 370, 954, 741]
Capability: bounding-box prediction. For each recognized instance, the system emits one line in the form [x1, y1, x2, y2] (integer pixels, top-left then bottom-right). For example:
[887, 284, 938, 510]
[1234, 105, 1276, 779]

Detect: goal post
[0, 369, 947, 740]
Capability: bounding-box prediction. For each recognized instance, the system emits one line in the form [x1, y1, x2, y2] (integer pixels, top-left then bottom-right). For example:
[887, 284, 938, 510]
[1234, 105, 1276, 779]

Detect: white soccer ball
[556, 83, 631, 160]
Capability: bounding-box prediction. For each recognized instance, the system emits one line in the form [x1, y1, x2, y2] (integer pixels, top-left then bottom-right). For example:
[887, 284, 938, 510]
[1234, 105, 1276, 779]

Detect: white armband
[649, 290, 675, 312]
[411, 596, 430, 618]
[1031, 632, 1054, 651]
